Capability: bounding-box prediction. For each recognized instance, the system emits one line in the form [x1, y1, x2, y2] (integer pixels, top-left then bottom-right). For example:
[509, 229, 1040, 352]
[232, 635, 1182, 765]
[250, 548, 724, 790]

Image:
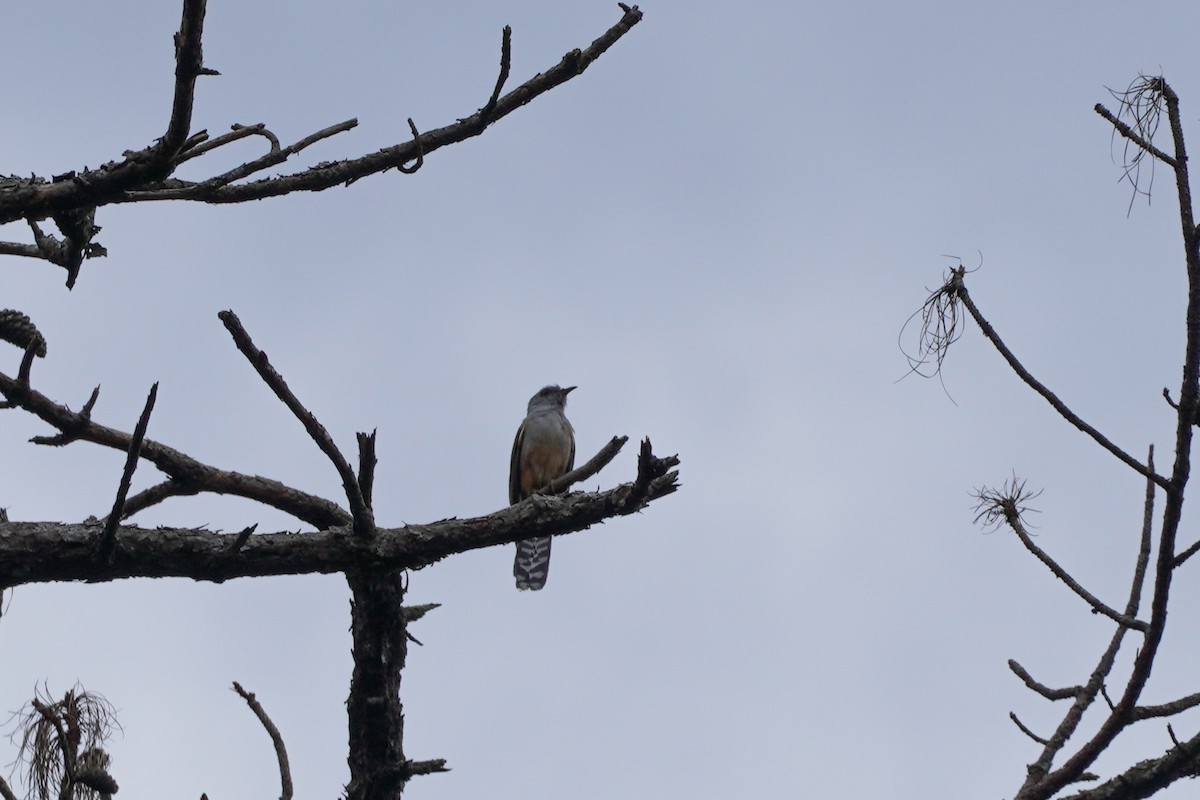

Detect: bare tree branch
[1059, 729, 1200, 800]
[1012, 712, 1051, 745]
[0, 458, 678, 586]
[1008, 659, 1081, 701]
[1132, 692, 1200, 721]
[1016, 448, 1158, 795]
[951, 272, 1166, 488]
[546, 434, 629, 494]
[974, 478, 1147, 631]
[232, 682, 293, 800]
[98, 382, 158, 562]
[1016, 79, 1200, 797]
[0, 366, 351, 528]
[0, 4, 645, 291]
[219, 310, 373, 536]
[1095, 103, 1176, 169]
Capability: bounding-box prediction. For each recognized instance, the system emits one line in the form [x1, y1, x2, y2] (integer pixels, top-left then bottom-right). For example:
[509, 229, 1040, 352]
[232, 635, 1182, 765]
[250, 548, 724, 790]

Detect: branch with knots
[0, 0, 644, 288]
[0, 308, 680, 587]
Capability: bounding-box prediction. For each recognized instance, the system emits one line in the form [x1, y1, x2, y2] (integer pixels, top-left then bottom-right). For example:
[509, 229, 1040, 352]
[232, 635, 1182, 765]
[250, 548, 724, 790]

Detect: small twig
[394, 118, 424, 175]
[0, 775, 15, 800]
[1135, 446, 1158, 594]
[1095, 103, 1176, 169]
[356, 430, 377, 509]
[116, 478, 200, 519]
[197, 119, 358, 189]
[17, 343, 38, 387]
[403, 601, 440, 645]
[232, 682, 293, 800]
[403, 759, 450, 777]
[479, 26, 513, 121]
[546, 435, 628, 494]
[98, 382, 158, 561]
[179, 123, 276, 162]
[1008, 659, 1081, 701]
[1173, 538, 1200, 567]
[1011, 712, 1050, 745]
[218, 310, 372, 535]
[225, 524, 257, 555]
[1132, 691, 1200, 720]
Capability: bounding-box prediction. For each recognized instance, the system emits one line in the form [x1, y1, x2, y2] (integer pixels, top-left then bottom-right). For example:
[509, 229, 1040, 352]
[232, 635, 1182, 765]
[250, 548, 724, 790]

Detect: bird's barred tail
[514, 537, 551, 590]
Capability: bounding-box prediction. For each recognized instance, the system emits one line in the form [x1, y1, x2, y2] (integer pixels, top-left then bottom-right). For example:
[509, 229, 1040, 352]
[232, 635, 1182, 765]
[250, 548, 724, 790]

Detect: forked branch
[0, 3, 645, 287]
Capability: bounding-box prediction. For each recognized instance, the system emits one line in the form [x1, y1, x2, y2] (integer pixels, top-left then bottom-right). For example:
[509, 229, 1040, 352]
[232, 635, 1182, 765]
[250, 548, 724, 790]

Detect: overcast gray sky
[4, 1, 1200, 798]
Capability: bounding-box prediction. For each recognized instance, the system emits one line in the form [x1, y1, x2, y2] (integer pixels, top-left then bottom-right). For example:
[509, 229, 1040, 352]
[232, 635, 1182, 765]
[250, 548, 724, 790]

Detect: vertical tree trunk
[345, 569, 408, 800]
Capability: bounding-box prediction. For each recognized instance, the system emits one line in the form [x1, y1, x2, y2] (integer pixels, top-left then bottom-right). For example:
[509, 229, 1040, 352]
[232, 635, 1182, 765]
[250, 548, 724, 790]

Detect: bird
[510, 385, 576, 590]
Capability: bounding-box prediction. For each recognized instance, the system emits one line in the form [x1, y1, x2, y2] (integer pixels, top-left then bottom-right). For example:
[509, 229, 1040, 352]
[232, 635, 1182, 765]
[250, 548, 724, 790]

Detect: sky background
[3, 1, 1200, 798]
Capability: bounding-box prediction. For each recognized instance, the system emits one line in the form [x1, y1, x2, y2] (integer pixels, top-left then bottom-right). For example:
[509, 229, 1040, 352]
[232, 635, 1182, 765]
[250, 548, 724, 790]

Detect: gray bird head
[527, 384, 575, 414]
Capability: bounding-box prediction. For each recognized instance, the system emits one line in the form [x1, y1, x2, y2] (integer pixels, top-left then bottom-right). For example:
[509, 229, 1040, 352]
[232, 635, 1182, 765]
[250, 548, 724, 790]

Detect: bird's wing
[566, 423, 576, 473]
[508, 420, 526, 505]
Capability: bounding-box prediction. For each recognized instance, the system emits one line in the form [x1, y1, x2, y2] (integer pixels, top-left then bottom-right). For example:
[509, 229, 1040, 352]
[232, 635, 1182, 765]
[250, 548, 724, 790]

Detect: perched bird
[510, 385, 576, 590]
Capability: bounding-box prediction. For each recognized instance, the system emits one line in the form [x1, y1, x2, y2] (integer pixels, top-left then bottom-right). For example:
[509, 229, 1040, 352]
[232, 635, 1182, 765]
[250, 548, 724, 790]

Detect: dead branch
[219, 310, 373, 536]
[232, 682, 293, 800]
[1131, 692, 1200, 721]
[0, 364, 351, 529]
[1012, 712, 1051, 745]
[357, 430, 378, 510]
[0, 452, 679, 586]
[1013, 449, 1158, 796]
[1008, 659, 1081, 702]
[1095, 75, 1176, 215]
[955, 273, 1165, 488]
[973, 478, 1146, 631]
[0, 4, 645, 287]
[546, 434, 629, 494]
[1059, 729, 1200, 800]
[98, 382, 158, 562]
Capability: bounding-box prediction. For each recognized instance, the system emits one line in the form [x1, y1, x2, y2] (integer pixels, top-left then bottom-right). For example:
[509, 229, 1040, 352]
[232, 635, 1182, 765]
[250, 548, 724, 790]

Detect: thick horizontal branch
[0, 459, 680, 586]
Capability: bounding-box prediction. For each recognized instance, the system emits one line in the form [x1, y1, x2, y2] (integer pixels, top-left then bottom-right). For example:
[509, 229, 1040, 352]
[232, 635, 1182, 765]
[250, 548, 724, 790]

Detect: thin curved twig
[1008, 659, 1081, 701]
[232, 682, 293, 800]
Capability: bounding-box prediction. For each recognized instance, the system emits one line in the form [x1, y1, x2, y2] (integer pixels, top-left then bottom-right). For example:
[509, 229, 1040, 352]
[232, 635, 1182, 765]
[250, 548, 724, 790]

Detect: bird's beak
[563, 386, 577, 394]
